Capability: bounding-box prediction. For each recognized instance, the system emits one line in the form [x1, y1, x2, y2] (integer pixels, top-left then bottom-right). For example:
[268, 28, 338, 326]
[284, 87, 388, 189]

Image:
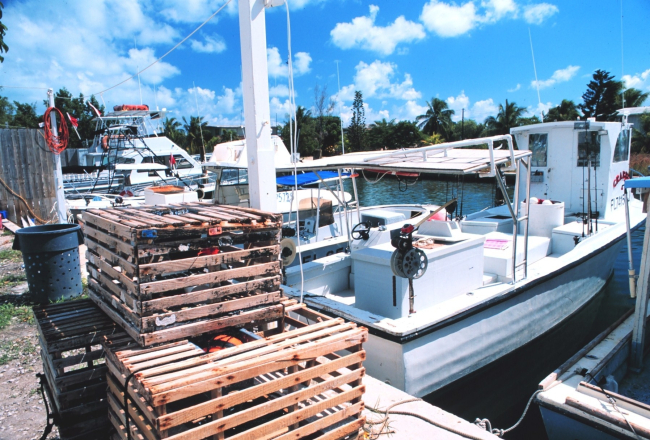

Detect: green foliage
[182, 116, 210, 157]
[0, 249, 21, 262]
[579, 70, 623, 121]
[12, 101, 40, 128]
[0, 304, 33, 330]
[519, 115, 542, 126]
[545, 99, 580, 122]
[0, 337, 37, 365]
[616, 88, 649, 109]
[280, 106, 320, 157]
[348, 91, 366, 151]
[631, 113, 650, 154]
[0, 2, 8, 63]
[484, 99, 527, 135]
[416, 97, 455, 140]
[367, 119, 424, 150]
[449, 119, 485, 141]
[50, 88, 105, 148]
[0, 94, 14, 127]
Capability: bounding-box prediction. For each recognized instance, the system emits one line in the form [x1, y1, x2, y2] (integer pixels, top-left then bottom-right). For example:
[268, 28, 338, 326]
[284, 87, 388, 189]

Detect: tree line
[280, 69, 648, 157]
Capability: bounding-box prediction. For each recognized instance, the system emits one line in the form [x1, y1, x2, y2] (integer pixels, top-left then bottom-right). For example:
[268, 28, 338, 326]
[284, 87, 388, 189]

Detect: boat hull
[365, 237, 625, 398]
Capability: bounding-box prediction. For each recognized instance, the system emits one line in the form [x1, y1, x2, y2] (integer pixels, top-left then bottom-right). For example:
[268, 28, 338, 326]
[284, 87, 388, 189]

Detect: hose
[43, 107, 69, 154]
[0, 174, 49, 224]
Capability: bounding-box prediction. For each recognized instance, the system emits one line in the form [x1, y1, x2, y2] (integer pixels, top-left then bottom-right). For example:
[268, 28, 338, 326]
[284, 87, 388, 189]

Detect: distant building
[618, 106, 650, 133]
[204, 125, 246, 140]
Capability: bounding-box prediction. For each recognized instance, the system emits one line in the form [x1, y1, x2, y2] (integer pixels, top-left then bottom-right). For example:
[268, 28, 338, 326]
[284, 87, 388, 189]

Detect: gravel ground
[0, 231, 60, 440]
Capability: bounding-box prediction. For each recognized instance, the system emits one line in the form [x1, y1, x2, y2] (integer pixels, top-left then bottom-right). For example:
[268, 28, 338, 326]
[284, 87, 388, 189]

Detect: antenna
[336, 60, 345, 155]
[620, 0, 626, 109]
[134, 37, 144, 105]
[154, 83, 159, 111]
[193, 81, 207, 162]
[528, 28, 543, 121]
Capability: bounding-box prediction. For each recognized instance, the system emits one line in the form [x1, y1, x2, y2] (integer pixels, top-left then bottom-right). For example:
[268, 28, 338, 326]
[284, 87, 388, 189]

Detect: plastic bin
[13, 224, 84, 303]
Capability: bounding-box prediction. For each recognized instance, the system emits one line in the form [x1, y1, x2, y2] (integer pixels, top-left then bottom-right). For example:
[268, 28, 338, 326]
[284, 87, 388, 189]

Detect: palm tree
[544, 99, 580, 122]
[163, 117, 181, 140]
[484, 99, 527, 135]
[616, 88, 650, 109]
[416, 98, 455, 140]
[182, 116, 208, 155]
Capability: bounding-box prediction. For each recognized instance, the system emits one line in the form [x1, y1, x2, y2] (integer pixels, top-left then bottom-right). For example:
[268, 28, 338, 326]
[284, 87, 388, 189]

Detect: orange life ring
[203, 334, 243, 353]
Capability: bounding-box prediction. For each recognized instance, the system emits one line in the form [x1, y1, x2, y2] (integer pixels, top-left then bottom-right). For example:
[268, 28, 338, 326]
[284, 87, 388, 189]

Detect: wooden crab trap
[80, 203, 285, 347]
[103, 303, 367, 440]
[33, 298, 119, 440]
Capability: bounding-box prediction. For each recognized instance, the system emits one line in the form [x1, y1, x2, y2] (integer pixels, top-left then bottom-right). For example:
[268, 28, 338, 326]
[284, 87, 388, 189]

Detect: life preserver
[102, 135, 109, 151]
[113, 104, 149, 111]
[119, 189, 134, 197]
[203, 334, 243, 353]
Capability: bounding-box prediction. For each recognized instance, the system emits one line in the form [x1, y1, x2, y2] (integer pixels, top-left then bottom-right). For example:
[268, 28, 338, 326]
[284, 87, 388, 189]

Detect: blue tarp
[276, 171, 350, 187]
[624, 177, 650, 189]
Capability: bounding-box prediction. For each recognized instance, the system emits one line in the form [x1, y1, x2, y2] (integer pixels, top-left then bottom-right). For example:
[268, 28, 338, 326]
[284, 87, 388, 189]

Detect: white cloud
[159, 0, 238, 23]
[523, 3, 559, 25]
[395, 100, 428, 121]
[528, 101, 553, 118]
[623, 69, 650, 91]
[190, 34, 226, 53]
[532, 65, 580, 89]
[445, 91, 498, 122]
[508, 83, 521, 92]
[420, 1, 478, 37]
[269, 84, 291, 98]
[267, 47, 312, 78]
[330, 5, 425, 56]
[338, 60, 421, 103]
[420, 0, 558, 38]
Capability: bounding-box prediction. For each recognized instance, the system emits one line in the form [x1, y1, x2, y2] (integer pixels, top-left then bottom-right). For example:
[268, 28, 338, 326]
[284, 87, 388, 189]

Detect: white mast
[238, 0, 277, 212]
[47, 88, 68, 224]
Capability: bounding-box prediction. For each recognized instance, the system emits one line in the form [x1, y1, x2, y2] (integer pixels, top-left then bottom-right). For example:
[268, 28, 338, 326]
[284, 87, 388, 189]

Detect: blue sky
[1, 0, 649, 128]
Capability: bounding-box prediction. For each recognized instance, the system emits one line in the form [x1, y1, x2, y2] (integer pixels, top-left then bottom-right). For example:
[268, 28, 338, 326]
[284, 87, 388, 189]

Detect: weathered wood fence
[0, 128, 58, 224]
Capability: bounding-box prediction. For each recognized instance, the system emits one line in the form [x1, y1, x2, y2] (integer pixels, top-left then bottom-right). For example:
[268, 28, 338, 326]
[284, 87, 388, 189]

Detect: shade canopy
[276, 171, 352, 187]
[624, 177, 650, 189]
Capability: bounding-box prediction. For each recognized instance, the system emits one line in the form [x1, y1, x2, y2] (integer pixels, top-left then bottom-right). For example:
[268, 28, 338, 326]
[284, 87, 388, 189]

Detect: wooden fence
[0, 128, 58, 224]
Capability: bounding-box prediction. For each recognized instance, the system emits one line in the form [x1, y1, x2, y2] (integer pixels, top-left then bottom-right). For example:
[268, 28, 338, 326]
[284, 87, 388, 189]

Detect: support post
[624, 188, 637, 298]
[631, 211, 650, 372]
[238, 0, 277, 212]
[47, 88, 68, 224]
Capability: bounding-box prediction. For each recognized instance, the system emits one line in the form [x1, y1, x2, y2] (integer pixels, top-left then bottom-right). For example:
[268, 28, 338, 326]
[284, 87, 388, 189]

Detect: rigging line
[528, 28, 543, 121]
[620, 0, 626, 108]
[91, 0, 232, 97]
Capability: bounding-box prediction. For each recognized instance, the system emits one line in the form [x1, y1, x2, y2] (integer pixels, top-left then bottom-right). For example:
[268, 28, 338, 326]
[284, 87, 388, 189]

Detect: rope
[43, 107, 68, 154]
[0, 174, 49, 224]
[92, 0, 232, 97]
[364, 398, 488, 440]
[473, 390, 542, 437]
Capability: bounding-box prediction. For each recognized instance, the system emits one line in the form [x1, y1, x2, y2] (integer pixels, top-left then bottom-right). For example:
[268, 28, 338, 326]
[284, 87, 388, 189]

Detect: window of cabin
[577, 131, 600, 167]
[173, 155, 193, 170]
[613, 129, 631, 163]
[219, 168, 248, 186]
[529, 133, 548, 167]
[138, 156, 166, 175]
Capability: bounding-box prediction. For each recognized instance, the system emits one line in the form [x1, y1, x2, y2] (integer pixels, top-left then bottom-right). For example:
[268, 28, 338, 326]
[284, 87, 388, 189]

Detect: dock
[362, 375, 499, 439]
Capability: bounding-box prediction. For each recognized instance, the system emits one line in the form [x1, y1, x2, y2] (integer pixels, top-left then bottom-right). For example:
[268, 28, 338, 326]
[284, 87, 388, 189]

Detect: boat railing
[361, 134, 517, 178]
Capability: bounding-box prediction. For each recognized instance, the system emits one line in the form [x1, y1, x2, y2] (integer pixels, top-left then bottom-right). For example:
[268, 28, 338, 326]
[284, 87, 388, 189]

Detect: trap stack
[33, 299, 119, 440]
[103, 304, 367, 440]
[80, 203, 285, 347]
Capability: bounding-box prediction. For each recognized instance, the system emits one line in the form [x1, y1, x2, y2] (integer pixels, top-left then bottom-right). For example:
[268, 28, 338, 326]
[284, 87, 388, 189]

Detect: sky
[0, 0, 649, 128]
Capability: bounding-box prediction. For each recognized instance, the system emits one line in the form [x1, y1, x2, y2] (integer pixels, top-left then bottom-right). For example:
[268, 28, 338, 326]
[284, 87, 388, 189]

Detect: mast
[238, 0, 277, 211]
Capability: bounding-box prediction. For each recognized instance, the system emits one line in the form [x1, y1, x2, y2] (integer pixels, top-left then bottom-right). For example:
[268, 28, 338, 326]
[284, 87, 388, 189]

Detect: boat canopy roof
[94, 110, 165, 120]
[276, 171, 353, 187]
[276, 135, 530, 176]
[624, 176, 650, 189]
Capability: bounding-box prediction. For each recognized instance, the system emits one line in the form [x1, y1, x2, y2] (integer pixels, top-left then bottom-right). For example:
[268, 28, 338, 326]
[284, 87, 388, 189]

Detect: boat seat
[483, 232, 550, 278]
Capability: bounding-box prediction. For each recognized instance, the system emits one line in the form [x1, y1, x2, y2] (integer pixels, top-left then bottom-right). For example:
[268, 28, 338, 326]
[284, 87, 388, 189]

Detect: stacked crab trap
[33, 202, 367, 440]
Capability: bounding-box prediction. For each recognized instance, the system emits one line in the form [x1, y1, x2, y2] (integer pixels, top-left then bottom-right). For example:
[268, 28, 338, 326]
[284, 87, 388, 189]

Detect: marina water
[346, 176, 642, 439]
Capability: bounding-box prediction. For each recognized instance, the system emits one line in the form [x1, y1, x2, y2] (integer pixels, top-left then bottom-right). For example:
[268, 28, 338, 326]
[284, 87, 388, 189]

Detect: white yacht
[280, 119, 645, 399]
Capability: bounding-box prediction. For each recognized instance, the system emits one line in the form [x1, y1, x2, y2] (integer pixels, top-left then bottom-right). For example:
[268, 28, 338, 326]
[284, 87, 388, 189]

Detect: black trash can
[13, 224, 85, 303]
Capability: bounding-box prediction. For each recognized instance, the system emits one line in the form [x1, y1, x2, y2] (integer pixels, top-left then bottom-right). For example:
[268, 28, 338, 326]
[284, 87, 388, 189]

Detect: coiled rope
[474, 390, 542, 437]
[0, 174, 49, 224]
[43, 107, 68, 154]
[365, 397, 490, 440]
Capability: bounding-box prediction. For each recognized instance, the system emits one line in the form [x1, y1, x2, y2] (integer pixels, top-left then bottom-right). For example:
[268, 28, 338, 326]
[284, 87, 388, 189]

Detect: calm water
[346, 176, 642, 439]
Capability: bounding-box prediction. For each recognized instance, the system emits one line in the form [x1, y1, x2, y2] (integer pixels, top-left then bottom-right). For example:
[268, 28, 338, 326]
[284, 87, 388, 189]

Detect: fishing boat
[535, 176, 650, 440]
[279, 118, 645, 399]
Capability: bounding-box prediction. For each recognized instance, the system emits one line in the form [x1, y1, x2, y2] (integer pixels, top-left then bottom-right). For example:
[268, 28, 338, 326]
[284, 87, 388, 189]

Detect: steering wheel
[351, 222, 371, 240]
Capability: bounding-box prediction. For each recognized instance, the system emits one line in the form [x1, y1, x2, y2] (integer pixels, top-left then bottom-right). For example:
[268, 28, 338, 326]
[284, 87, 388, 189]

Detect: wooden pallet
[81, 203, 285, 347]
[33, 299, 117, 440]
[103, 305, 367, 440]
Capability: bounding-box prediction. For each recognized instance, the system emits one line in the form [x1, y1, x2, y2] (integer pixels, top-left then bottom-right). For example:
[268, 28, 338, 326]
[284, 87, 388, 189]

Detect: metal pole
[336, 60, 345, 155]
[338, 169, 352, 249]
[238, 0, 277, 212]
[631, 211, 650, 372]
[351, 174, 361, 224]
[624, 187, 637, 298]
[48, 88, 68, 224]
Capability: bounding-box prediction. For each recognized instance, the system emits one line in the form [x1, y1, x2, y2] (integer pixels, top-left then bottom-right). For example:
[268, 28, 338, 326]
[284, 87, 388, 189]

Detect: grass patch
[0, 273, 27, 288]
[0, 303, 34, 329]
[0, 336, 38, 366]
[0, 249, 22, 262]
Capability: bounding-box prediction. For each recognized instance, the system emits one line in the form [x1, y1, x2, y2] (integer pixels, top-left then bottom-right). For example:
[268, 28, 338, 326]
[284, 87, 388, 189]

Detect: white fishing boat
[536, 176, 650, 440]
[279, 119, 645, 399]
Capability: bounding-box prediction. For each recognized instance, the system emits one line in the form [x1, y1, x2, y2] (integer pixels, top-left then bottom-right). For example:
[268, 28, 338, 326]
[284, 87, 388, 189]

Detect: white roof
[617, 106, 650, 116]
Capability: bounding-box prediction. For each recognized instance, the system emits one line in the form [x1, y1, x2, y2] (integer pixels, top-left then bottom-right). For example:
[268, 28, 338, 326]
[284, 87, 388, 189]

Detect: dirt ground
[0, 232, 60, 440]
